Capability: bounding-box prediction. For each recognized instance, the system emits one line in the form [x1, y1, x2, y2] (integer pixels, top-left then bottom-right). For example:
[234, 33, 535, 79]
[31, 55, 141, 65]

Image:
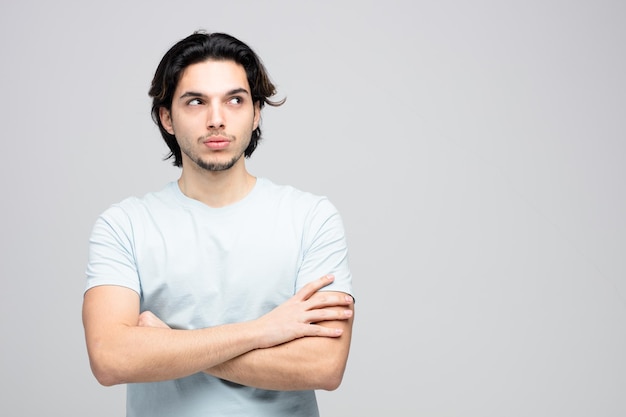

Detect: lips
[203, 136, 231, 149]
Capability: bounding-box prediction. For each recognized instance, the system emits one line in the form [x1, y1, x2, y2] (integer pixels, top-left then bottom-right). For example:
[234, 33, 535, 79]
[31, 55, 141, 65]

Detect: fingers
[255, 276, 353, 347]
[302, 308, 353, 338]
[306, 291, 353, 309]
[293, 274, 336, 301]
[306, 324, 345, 337]
[305, 307, 353, 324]
[137, 311, 170, 329]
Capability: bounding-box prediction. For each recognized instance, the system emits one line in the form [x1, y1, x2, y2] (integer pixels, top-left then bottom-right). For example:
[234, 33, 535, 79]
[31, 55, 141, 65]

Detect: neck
[178, 163, 256, 208]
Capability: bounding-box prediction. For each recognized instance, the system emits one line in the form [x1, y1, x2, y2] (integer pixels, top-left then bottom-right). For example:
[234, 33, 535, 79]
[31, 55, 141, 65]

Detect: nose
[207, 103, 225, 130]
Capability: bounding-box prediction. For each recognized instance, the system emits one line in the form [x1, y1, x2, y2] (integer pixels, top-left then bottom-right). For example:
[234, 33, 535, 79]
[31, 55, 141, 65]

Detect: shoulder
[96, 182, 180, 227]
[256, 178, 335, 211]
[256, 178, 343, 231]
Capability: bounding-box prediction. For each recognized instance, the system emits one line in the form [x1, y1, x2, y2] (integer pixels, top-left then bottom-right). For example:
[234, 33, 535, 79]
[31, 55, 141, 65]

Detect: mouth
[203, 135, 231, 150]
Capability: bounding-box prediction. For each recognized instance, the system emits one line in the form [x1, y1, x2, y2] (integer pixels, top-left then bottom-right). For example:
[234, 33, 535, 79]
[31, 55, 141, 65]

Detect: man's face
[160, 59, 260, 172]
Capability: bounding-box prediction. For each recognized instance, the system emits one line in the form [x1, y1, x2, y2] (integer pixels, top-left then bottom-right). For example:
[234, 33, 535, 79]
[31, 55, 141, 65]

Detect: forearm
[83, 278, 351, 387]
[86, 321, 262, 386]
[205, 317, 353, 391]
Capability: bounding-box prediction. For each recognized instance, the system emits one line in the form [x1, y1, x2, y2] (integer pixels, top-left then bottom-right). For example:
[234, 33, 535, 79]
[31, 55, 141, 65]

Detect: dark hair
[149, 31, 285, 167]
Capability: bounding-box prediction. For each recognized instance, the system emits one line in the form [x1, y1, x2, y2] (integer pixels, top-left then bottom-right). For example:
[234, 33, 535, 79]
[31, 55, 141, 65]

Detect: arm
[137, 291, 354, 391]
[82, 275, 351, 386]
[205, 291, 354, 391]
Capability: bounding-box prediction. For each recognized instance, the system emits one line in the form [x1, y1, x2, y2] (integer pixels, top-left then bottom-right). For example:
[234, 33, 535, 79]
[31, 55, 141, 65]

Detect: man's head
[149, 31, 284, 167]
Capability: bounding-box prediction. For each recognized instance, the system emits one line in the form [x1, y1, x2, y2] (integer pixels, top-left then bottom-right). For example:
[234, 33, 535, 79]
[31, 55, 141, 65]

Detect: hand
[136, 274, 353, 350]
[137, 311, 170, 329]
[253, 274, 353, 349]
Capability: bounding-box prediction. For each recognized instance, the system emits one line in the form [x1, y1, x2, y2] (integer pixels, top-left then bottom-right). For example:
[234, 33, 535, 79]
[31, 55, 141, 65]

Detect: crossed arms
[82, 275, 354, 391]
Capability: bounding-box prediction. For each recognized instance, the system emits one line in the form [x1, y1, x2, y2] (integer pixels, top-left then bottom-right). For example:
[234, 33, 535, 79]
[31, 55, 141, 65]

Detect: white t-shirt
[85, 177, 353, 417]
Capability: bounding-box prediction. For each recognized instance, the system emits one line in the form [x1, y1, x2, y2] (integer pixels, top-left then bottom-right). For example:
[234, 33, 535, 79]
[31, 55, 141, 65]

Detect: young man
[82, 31, 354, 416]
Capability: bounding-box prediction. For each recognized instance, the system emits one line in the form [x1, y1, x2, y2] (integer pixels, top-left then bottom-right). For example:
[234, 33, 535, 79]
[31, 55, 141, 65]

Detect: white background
[1, 0, 624, 415]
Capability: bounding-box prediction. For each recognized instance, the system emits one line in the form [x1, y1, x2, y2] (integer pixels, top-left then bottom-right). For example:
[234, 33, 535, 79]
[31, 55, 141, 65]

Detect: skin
[83, 59, 355, 391]
[160, 59, 260, 207]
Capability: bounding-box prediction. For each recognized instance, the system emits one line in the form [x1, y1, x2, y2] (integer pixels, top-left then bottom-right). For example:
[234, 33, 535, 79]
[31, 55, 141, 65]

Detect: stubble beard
[183, 134, 247, 172]
[195, 153, 243, 171]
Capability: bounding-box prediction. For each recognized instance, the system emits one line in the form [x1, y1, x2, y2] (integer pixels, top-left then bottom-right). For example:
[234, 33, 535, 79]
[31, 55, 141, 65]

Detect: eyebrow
[179, 88, 250, 100]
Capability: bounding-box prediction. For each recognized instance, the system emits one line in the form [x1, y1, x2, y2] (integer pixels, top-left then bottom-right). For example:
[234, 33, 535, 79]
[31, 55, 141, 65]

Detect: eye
[228, 96, 242, 105]
[188, 98, 203, 106]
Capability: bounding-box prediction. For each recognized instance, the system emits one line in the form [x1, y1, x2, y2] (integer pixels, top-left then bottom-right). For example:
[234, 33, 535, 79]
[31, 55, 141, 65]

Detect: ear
[159, 107, 175, 135]
[252, 102, 261, 130]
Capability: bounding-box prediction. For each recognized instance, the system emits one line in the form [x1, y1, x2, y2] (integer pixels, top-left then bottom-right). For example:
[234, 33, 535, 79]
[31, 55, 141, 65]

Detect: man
[82, 31, 354, 417]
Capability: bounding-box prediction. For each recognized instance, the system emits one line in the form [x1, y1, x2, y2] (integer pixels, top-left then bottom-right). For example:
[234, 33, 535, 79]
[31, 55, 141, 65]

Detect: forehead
[176, 59, 250, 94]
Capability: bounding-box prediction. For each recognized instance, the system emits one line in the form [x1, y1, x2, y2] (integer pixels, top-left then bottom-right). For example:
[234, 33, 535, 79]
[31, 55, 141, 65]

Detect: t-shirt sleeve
[296, 197, 354, 299]
[84, 205, 141, 295]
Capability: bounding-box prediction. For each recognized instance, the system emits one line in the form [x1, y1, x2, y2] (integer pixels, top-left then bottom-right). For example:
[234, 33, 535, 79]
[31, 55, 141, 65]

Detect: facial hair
[182, 131, 248, 172]
[194, 152, 244, 171]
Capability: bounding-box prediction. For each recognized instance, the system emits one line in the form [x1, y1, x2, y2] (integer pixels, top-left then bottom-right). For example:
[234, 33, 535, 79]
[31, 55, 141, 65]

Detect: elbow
[94, 373, 119, 387]
[319, 376, 343, 391]
[317, 359, 347, 391]
[312, 331, 352, 391]
[87, 348, 128, 387]
[318, 371, 345, 391]
[93, 366, 125, 387]
[90, 360, 126, 387]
